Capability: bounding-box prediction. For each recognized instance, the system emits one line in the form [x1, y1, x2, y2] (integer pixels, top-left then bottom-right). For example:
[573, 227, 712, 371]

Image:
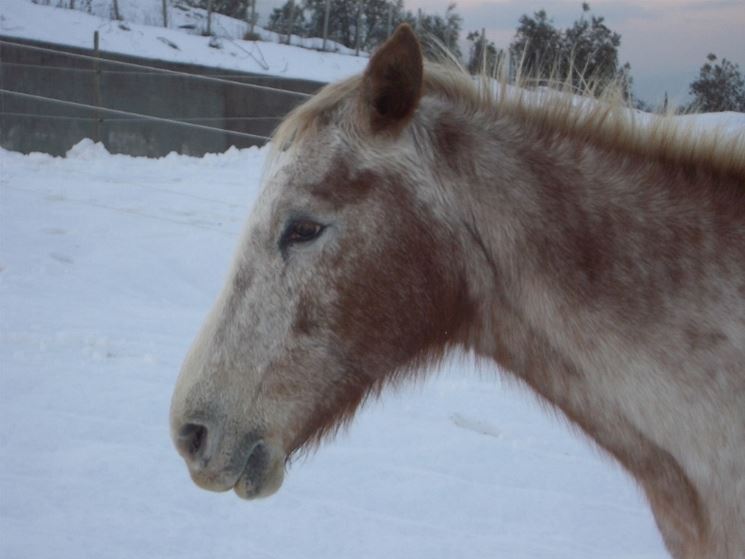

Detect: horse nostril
[177, 423, 208, 460]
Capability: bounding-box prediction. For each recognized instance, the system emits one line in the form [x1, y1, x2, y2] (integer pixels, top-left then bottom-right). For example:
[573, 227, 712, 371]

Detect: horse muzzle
[232, 441, 285, 499]
[173, 419, 285, 499]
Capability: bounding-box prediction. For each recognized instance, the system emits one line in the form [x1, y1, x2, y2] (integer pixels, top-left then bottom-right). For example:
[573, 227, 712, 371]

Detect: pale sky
[403, 0, 745, 105]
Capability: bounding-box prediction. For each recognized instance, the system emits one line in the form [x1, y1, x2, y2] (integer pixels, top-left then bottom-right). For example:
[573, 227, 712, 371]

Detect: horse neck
[449, 111, 625, 386]
[448, 107, 725, 369]
[442, 104, 745, 552]
[451, 106, 742, 378]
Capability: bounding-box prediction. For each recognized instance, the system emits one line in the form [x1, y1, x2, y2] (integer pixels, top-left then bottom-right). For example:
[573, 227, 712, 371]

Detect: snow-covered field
[1, 0, 368, 82]
[0, 140, 671, 558]
[5, 1, 742, 555]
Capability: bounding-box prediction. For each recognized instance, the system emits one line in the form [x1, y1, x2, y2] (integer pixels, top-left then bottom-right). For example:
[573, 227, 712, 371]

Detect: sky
[401, 0, 745, 105]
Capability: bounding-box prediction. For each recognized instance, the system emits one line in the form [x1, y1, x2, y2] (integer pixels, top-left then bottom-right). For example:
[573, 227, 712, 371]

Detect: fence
[0, 36, 325, 157]
[29, 0, 368, 56]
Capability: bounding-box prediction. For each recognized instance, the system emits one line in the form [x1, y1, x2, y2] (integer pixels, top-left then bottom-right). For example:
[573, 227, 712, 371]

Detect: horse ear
[361, 24, 423, 133]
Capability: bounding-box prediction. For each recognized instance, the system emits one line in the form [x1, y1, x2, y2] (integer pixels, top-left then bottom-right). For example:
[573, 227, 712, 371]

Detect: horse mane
[272, 61, 745, 179]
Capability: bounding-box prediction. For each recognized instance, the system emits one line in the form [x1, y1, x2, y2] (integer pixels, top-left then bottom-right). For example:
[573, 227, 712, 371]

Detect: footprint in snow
[50, 253, 73, 264]
[450, 413, 502, 439]
[157, 36, 180, 50]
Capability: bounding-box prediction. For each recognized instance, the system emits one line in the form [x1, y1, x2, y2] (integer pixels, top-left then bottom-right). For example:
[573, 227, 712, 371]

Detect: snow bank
[0, 140, 669, 558]
[2, 3, 741, 555]
[1, 0, 368, 82]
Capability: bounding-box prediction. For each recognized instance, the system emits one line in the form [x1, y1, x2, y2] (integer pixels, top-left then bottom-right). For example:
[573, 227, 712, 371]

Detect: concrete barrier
[0, 36, 326, 157]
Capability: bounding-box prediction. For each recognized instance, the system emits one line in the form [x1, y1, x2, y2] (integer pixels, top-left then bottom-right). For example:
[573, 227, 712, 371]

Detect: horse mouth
[233, 441, 285, 500]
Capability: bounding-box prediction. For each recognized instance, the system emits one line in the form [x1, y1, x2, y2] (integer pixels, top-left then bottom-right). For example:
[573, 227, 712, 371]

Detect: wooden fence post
[249, 0, 256, 35]
[93, 31, 102, 144]
[354, 0, 362, 56]
[322, 0, 331, 51]
[207, 0, 213, 36]
[286, 0, 296, 45]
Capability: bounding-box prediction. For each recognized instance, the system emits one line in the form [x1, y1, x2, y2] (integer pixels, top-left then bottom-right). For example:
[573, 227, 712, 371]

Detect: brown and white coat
[171, 25, 745, 558]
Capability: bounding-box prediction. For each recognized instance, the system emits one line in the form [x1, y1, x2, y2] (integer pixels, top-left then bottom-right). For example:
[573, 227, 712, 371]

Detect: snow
[670, 111, 745, 135]
[0, 0, 368, 82]
[3, 2, 741, 554]
[0, 139, 671, 558]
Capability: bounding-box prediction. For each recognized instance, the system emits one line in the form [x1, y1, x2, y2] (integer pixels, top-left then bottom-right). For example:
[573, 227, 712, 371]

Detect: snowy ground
[1, 0, 368, 82]
[0, 140, 671, 559]
[3, 1, 743, 556]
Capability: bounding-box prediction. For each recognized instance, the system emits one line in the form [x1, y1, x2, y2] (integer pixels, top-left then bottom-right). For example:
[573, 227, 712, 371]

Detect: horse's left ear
[361, 24, 423, 133]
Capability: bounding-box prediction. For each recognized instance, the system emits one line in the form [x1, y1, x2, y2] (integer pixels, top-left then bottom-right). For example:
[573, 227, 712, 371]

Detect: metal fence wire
[0, 38, 322, 155]
[1, 89, 273, 141]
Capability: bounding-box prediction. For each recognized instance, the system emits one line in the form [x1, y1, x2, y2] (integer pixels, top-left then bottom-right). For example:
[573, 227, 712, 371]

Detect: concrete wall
[0, 36, 325, 157]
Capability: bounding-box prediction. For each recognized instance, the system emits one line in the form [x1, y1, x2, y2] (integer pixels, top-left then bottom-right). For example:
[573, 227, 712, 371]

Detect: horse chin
[233, 443, 285, 500]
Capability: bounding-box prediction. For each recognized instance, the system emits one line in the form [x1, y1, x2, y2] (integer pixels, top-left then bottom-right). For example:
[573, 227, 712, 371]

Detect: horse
[170, 25, 745, 558]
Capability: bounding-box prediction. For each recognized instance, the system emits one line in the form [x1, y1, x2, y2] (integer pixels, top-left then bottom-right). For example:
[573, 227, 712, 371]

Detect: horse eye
[280, 219, 325, 248]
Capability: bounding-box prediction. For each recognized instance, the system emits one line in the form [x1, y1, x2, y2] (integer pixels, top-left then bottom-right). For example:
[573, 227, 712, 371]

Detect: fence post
[162, 0, 168, 28]
[286, 0, 296, 45]
[249, 0, 256, 35]
[322, 0, 331, 51]
[112, 0, 121, 20]
[447, 6, 453, 51]
[480, 27, 486, 74]
[207, 0, 213, 36]
[354, 0, 362, 56]
[93, 31, 102, 144]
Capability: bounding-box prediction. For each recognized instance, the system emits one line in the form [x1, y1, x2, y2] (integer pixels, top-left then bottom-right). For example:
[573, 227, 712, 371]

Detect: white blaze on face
[171, 24, 430, 500]
[170, 127, 357, 498]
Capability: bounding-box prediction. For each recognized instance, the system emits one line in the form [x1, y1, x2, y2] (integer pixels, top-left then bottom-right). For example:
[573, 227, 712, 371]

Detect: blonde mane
[273, 62, 745, 178]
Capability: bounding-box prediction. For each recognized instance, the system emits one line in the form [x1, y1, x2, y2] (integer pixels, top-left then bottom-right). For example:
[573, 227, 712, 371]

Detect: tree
[305, 0, 380, 48]
[189, 0, 247, 20]
[267, 0, 307, 37]
[561, 8, 621, 92]
[510, 9, 561, 81]
[615, 61, 634, 102]
[412, 3, 463, 60]
[689, 53, 745, 112]
[302, 0, 462, 57]
[509, 3, 630, 96]
[361, 0, 403, 50]
[466, 30, 500, 75]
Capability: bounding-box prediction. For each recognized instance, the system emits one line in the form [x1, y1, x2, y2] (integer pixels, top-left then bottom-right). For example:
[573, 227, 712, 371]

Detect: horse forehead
[254, 149, 324, 211]
[264, 144, 382, 206]
[269, 129, 347, 181]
